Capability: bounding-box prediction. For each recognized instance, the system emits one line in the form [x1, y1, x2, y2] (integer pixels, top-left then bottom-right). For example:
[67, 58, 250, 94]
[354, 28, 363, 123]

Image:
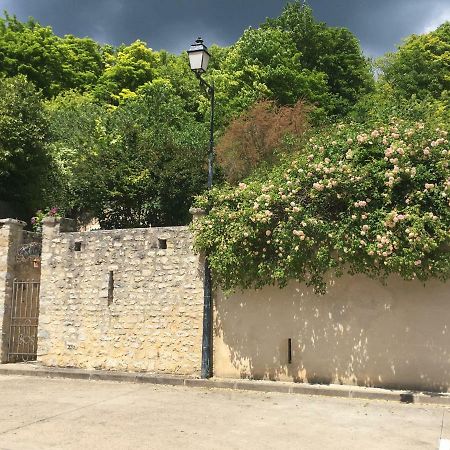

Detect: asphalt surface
[0, 375, 448, 449]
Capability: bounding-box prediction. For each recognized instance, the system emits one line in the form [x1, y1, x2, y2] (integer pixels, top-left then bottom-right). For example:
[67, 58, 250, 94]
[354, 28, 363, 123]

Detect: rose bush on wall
[193, 118, 450, 294]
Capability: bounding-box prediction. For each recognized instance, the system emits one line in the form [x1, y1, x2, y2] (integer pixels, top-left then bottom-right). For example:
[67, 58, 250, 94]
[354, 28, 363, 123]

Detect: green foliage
[0, 12, 103, 98]
[153, 46, 230, 118]
[351, 87, 450, 131]
[31, 206, 61, 232]
[264, 1, 374, 115]
[93, 40, 159, 102]
[0, 75, 51, 218]
[212, 26, 331, 127]
[154, 51, 203, 115]
[379, 22, 450, 101]
[45, 90, 104, 214]
[48, 81, 209, 228]
[193, 117, 450, 293]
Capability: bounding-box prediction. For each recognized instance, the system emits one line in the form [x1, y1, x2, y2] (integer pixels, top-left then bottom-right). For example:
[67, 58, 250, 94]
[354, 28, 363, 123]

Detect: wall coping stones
[189, 207, 206, 221]
[0, 218, 26, 227]
[42, 217, 59, 226]
[42, 216, 190, 235]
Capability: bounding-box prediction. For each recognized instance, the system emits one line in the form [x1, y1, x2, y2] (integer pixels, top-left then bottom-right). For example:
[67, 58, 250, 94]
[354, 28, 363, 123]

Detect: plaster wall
[214, 275, 450, 392]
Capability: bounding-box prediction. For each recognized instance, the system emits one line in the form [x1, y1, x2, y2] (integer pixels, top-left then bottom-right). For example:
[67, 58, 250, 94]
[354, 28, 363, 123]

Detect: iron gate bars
[7, 280, 40, 362]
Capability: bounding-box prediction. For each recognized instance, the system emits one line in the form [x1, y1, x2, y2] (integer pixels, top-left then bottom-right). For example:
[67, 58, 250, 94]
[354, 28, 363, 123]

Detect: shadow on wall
[214, 274, 450, 392]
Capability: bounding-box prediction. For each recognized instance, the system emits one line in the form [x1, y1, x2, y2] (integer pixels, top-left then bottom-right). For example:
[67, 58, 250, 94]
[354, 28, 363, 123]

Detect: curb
[1, 364, 449, 406]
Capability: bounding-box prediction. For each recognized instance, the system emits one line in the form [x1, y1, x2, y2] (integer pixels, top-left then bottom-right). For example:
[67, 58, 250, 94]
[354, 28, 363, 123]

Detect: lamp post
[187, 37, 214, 378]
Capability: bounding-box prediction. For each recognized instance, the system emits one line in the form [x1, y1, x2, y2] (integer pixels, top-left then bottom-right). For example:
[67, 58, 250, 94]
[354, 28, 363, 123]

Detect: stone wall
[214, 275, 450, 392]
[38, 218, 204, 375]
[0, 219, 41, 362]
[29, 213, 450, 390]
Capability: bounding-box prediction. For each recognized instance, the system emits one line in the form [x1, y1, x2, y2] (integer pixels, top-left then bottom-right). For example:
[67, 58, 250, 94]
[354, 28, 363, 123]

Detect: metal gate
[7, 280, 40, 362]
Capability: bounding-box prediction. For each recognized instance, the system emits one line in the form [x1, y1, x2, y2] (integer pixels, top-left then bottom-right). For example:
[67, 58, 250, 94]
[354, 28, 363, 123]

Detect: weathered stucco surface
[214, 275, 450, 392]
[38, 219, 204, 375]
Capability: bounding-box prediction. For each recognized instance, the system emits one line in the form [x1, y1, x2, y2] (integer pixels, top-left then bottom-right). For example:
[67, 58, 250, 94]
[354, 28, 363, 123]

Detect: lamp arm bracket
[195, 73, 214, 96]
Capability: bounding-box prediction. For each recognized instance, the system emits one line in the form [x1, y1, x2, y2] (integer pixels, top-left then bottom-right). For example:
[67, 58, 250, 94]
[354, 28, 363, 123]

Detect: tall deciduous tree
[48, 81, 210, 228]
[211, 26, 330, 128]
[0, 75, 50, 218]
[0, 13, 103, 98]
[93, 40, 159, 102]
[379, 22, 450, 100]
[264, 2, 374, 115]
[45, 90, 104, 215]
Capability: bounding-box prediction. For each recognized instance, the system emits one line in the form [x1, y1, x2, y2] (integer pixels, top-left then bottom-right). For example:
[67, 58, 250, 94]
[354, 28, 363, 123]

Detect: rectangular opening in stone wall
[158, 238, 167, 249]
[74, 241, 82, 251]
[108, 271, 114, 305]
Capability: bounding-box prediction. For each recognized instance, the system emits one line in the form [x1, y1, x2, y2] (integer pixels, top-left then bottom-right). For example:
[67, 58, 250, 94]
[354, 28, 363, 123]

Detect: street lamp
[187, 37, 210, 75]
[188, 38, 215, 189]
[187, 37, 215, 378]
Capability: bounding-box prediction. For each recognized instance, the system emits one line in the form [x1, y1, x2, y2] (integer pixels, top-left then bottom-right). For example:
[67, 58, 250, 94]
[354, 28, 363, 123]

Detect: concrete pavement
[0, 375, 448, 449]
[1, 363, 450, 406]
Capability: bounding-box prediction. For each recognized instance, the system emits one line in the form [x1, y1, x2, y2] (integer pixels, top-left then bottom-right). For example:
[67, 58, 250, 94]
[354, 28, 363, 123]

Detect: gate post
[38, 216, 70, 362]
[0, 219, 26, 362]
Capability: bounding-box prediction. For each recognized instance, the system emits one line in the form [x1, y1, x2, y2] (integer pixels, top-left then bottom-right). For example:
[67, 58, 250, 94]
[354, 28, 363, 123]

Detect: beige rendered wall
[214, 275, 450, 392]
[38, 220, 204, 375]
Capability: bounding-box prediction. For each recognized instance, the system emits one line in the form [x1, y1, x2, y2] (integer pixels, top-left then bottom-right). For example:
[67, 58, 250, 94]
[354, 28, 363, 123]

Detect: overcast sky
[1, 0, 449, 58]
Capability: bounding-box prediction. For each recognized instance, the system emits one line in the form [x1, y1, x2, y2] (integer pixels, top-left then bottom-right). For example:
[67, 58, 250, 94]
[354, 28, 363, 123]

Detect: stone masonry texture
[38, 219, 204, 375]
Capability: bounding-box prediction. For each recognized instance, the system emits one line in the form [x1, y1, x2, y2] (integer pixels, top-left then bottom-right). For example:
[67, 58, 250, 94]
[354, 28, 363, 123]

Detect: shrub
[31, 207, 61, 232]
[216, 100, 310, 183]
[193, 118, 450, 294]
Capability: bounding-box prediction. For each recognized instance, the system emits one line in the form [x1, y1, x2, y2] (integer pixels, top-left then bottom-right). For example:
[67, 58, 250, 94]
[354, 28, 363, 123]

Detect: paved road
[0, 375, 448, 450]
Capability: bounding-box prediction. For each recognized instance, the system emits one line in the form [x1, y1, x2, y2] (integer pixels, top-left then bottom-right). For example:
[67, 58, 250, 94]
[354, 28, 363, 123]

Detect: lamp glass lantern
[187, 37, 210, 74]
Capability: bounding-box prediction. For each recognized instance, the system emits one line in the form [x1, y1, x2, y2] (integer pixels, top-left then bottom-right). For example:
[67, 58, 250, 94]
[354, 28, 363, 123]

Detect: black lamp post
[187, 37, 214, 379]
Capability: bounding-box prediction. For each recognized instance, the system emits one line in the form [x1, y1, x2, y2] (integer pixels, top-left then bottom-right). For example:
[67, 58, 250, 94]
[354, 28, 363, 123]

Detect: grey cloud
[1, 0, 449, 57]
[309, 0, 450, 56]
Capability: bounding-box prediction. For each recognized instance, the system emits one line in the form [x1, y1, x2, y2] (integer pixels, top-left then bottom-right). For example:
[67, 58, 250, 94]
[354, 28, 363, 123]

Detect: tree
[93, 40, 159, 102]
[49, 80, 210, 228]
[56, 34, 104, 92]
[264, 2, 374, 115]
[45, 90, 105, 215]
[0, 76, 50, 218]
[216, 100, 310, 183]
[379, 22, 450, 100]
[154, 51, 204, 115]
[0, 13, 103, 98]
[351, 82, 450, 129]
[211, 26, 330, 128]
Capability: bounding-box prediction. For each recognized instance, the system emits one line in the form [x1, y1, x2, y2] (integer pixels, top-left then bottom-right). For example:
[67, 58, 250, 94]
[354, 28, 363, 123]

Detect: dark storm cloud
[1, 0, 449, 57]
[309, 0, 450, 57]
